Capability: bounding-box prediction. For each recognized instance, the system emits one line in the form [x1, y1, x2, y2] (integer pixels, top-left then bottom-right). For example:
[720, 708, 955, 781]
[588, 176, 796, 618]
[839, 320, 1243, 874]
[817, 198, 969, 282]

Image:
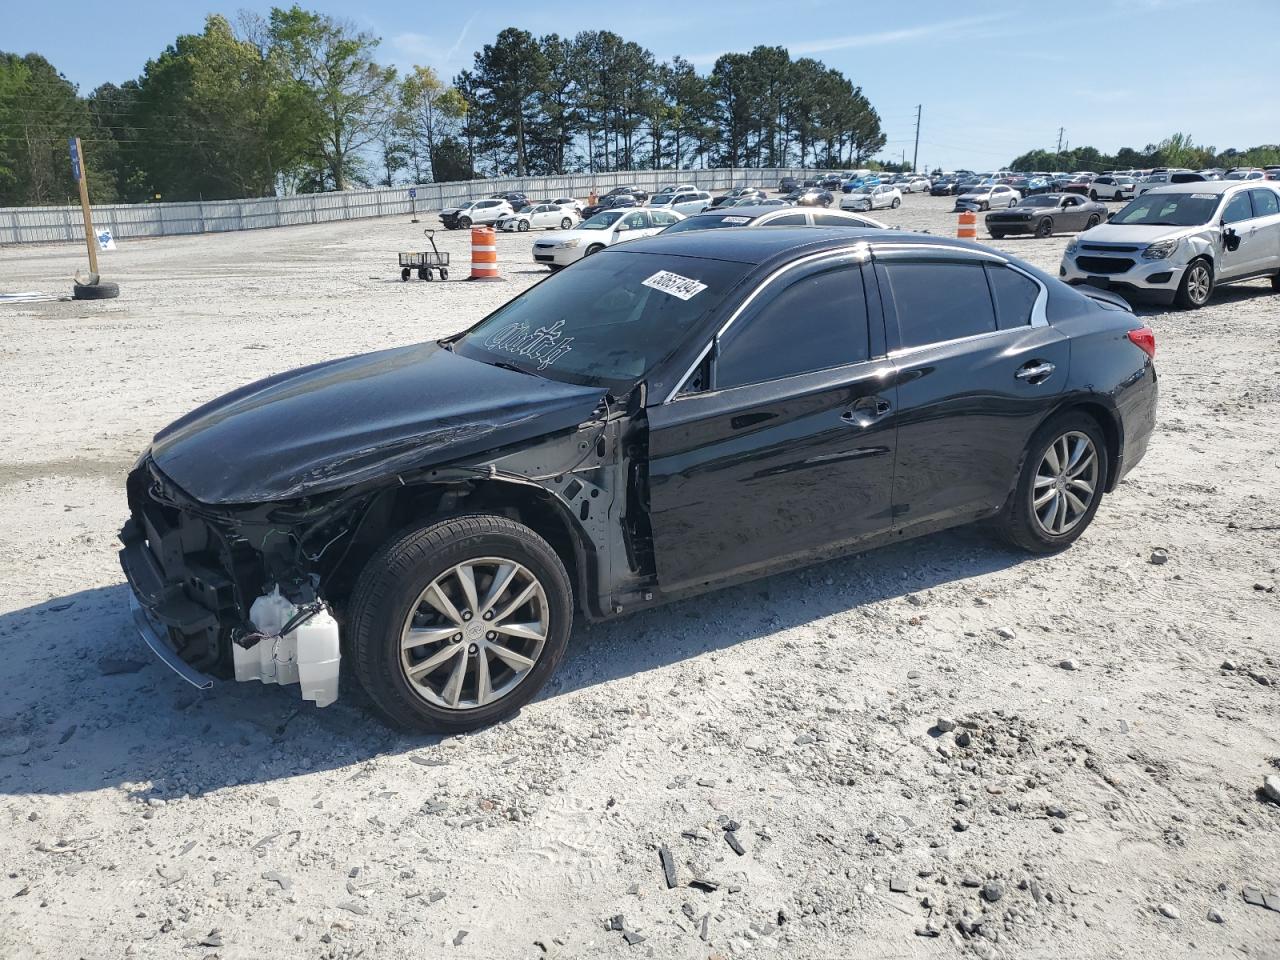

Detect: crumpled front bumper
[128, 593, 214, 689]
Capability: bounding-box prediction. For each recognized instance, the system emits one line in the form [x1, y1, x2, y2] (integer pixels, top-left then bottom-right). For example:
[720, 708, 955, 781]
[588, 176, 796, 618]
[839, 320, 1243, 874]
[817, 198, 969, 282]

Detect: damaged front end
[119, 458, 359, 705]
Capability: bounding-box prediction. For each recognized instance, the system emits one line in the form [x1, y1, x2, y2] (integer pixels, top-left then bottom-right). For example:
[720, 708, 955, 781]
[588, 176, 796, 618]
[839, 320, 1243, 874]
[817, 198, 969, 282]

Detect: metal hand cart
[398, 229, 450, 281]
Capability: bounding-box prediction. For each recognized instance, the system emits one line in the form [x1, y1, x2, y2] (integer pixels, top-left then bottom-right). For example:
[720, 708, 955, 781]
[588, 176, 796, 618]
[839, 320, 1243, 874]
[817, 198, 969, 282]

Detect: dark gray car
[986, 194, 1107, 238]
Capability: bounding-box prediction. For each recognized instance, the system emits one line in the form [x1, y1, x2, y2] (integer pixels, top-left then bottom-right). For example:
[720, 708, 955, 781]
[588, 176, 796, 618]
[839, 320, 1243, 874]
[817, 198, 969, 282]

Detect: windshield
[1109, 192, 1221, 227]
[661, 213, 756, 233]
[579, 211, 624, 230]
[452, 251, 749, 391]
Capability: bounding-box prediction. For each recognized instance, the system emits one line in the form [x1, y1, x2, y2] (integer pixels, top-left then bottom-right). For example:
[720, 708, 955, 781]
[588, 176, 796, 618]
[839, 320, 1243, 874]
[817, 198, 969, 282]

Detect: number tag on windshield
[1191, 193, 1216, 200]
[721, 216, 751, 224]
[642, 270, 708, 301]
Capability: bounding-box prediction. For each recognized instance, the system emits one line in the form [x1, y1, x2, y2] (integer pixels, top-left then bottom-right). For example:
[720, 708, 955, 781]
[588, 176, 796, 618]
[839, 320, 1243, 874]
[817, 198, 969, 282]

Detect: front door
[874, 251, 1070, 531]
[1218, 190, 1257, 279]
[646, 255, 897, 592]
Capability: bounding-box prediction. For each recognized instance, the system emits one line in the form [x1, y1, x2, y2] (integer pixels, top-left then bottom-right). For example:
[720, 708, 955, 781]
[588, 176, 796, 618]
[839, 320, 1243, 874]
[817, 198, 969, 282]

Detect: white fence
[0, 168, 839, 245]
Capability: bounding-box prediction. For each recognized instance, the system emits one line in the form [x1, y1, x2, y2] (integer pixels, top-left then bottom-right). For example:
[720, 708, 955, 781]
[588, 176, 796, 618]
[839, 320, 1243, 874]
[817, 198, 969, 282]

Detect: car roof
[617, 227, 995, 266]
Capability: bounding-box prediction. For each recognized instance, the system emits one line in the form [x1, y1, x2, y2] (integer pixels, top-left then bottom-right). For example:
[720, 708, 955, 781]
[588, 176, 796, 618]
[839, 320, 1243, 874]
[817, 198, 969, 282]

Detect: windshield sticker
[1191, 193, 1217, 200]
[641, 270, 708, 300]
[721, 216, 751, 224]
[484, 319, 574, 370]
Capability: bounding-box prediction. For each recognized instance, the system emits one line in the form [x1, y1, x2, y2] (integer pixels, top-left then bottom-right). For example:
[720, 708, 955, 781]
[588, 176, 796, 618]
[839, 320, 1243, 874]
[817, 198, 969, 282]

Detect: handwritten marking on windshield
[642, 270, 708, 301]
[485, 319, 575, 370]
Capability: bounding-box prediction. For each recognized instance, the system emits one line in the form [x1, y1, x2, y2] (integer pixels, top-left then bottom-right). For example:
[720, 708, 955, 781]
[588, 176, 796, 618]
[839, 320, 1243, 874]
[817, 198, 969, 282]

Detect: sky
[5, 0, 1279, 173]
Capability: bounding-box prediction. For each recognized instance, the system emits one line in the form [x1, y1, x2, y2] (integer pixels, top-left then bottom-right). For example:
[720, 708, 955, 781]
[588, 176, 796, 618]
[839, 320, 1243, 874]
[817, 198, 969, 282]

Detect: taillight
[1127, 326, 1156, 358]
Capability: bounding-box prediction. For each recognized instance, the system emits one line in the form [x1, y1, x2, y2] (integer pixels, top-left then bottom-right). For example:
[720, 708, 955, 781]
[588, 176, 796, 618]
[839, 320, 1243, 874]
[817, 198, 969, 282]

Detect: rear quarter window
[986, 265, 1040, 329]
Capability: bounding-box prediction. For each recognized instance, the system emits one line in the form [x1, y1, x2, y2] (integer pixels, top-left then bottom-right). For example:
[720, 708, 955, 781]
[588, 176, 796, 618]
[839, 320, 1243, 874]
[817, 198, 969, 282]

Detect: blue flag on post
[69, 138, 82, 183]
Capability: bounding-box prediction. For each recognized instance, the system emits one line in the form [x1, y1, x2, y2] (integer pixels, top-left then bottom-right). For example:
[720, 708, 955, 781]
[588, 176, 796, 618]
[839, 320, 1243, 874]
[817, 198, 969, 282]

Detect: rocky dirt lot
[1, 195, 1278, 960]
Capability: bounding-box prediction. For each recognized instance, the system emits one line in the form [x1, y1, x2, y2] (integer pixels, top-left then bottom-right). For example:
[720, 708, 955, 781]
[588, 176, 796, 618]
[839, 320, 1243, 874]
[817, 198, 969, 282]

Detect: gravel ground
[1, 194, 1279, 960]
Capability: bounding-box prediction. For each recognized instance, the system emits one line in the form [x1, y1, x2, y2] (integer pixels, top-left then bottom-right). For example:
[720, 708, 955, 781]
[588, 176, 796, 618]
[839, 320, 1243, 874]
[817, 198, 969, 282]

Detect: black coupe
[121, 229, 1158, 732]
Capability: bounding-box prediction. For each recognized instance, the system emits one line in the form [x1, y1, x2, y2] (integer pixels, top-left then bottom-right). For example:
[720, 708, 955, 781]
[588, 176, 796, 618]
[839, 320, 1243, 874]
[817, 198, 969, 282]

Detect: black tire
[1085, 214, 1101, 228]
[980, 201, 990, 211]
[1089, 190, 1098, 201]
[417, 267, 428, 281]
[995, 411, 1109, 555]
[347, 514, 573, 733]
[72, 281, 119, 300]
[1272, 273, 1280, 291]
[1175, 257, 1214, 309]
[584, 244, 604, 257]
[891, 197, 901, 208]
[439, 267, 449, 281]
[1113, 191, 1122, 201]
[459, 216, 472, 229]
[400, 268, 411, 282]
[560, 217, 572, 230]
[1034, 218, 1053, 238]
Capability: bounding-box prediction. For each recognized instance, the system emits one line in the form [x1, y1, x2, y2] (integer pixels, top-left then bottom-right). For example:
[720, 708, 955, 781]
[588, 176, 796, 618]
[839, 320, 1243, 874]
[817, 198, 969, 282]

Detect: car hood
[149, 343, 607, 505]
[536, 227, 616, 245]
[1077, 222, 1210, 244]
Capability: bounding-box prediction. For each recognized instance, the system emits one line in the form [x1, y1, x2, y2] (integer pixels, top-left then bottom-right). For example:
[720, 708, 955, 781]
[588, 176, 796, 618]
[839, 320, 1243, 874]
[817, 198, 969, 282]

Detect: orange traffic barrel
[956, 210, 977, 239]
[469, 226, 501, 280]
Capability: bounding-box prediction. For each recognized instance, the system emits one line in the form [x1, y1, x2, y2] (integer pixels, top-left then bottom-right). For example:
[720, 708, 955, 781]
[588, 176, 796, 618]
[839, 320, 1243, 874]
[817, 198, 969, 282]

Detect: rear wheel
[439, 267, 449, 281]
[1035, 218, 1053, 238]
[1175, 257, 1213, 309]
[996, 412, 1108, 554]
[1113, 191, 1123, 201]
[560, 217, 572, 230]
[400, 268, 411, 282]
[1085, 214, 1101, 228]
[1272, 273, 1280, 291]
[348, 515, 573, 733]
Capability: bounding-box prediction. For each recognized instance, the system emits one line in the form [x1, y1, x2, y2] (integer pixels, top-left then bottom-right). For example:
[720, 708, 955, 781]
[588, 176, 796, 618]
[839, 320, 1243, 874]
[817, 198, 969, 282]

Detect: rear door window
[880, 260, 997, 348]
[762, 213, 807, 226]
[1248, 189, 1279, 216]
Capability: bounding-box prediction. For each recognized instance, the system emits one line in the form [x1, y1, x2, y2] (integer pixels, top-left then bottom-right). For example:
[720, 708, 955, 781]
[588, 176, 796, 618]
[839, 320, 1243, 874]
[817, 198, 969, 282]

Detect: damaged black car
[121, 228, 1158, 732]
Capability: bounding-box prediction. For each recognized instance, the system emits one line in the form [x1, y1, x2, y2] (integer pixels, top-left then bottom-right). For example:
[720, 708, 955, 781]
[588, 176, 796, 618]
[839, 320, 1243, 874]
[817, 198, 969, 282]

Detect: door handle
[1015, 361, 1055, 384]
[841, 395, 892, 427]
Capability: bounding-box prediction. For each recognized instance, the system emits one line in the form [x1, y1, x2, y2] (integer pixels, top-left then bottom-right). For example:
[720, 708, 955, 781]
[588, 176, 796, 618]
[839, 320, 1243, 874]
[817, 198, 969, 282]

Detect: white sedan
[901, 176, 932, 193]
[841, 184, 902, 212]
[497, 202, 580, 232]
[953, 184, 1021, 211]
[531, 208, 684, 269]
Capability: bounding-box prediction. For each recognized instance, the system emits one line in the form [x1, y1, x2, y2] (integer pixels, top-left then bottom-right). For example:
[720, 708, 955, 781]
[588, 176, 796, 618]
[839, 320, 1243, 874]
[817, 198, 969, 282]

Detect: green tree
[268, 5, 397, 190]
[400, 66, 467, 182]
[467, 28, 548, 175]
[0, 53, 90, 205]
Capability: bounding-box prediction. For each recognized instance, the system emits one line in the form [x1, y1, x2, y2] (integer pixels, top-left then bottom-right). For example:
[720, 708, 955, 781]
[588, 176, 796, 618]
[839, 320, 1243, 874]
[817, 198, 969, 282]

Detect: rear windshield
[661, 214, 757, 233]
[452, 251, 749, 391]
[1110, 192, 1222, 226]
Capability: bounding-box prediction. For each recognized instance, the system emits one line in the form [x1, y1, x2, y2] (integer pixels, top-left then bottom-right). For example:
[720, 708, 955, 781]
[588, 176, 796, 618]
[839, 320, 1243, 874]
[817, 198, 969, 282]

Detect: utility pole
[1056, 127, 1065, 154]
[912, 104, 922, 174]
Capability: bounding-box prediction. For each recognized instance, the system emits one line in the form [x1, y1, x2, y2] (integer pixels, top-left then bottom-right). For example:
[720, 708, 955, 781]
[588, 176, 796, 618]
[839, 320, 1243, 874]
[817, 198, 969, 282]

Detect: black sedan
[986, 193, 1107, 238]
[119, 228, 1157, 732]
[778, 176, 800, 193]
[602, 185, 649, 202]
[580, 194, 640, 219]
[930, 178, 961, 196]
[710, 187, 767, 208]
[785, 186, 834, 207]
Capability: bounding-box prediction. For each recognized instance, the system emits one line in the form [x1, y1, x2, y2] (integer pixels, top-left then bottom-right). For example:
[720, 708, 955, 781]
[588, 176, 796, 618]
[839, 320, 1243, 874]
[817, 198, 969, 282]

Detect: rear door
[646, 254, 897, 591]
[875, 248, 1070, 532]
[1245, 189, 1280, 275]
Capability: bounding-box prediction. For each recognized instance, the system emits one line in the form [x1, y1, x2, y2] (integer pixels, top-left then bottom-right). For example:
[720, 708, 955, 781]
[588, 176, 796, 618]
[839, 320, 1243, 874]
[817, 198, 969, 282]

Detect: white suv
[1060, 181, 1280, 308]
[440, 198, 513, 230]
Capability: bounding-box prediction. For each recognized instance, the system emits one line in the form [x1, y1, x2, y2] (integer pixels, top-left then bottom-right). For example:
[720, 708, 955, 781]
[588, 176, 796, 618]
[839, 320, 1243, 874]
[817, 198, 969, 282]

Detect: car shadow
[0, 527, 1025, 798]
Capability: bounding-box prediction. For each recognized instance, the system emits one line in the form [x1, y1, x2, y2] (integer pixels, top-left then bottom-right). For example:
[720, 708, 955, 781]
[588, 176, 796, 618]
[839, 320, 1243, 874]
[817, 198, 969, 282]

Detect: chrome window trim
[661, 245, 871, 404]
[661, 244, 1048, 404]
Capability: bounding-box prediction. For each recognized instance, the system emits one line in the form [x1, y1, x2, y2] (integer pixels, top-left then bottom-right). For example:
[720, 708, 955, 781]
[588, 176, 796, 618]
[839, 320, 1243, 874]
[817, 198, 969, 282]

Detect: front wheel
[560, 217, 572, 230]
[1175, 257, 1213, 309]
[891, 197, 901, 208]
[995, 413, 1108, 554]
[980, 202, 990, 211]
[400, 268, 411, 282]
[1089, 191, 1098, 201]
[989, 229, 1006, 239]
[438, 267, 449, 281]
[517, 219, 530, 232]
[584, 244, 604, 257]
[348, 515, 573, 733]
[1113, 192, 1123, 201]
[459, 216, 472, 229]
[1035, 218, 1053, 238]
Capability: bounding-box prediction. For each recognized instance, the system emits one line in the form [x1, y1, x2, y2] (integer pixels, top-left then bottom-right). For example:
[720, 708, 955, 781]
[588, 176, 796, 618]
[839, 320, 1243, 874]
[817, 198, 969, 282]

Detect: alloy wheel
[1032, 431, 1099, 536]
[1186, 262, 1211, 305]
[400, 558, 549, 711]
